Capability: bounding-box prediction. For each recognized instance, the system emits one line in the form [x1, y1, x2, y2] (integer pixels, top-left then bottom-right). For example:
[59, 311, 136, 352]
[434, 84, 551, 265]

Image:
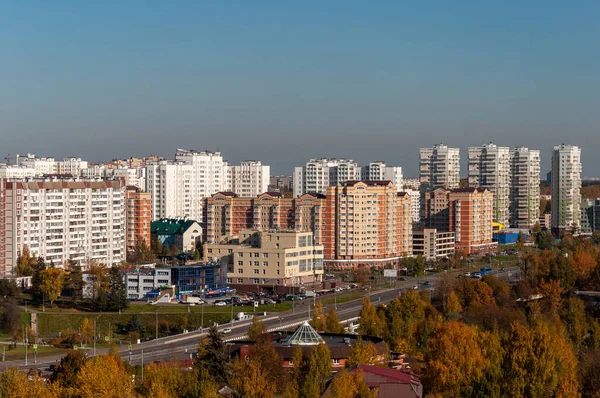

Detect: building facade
[424, 188, 495, 254]
[468, 143, 511, 226]
[146, 160, 194, 220]
[361, 162, 403, 189]
[510, 147, 541, 228]
[125, 187, 152, 251]
[170, 262, 228, 297]
[124, 268, 172, 300]
[551, 145, 582, 232]
[151, 218, 202, 254]
[0, 178, 125, 276]
[293, 158, 361, 197]
[419, 144, 460, 192]
[323, 181, 412, 268]
[412, 228, 455, 260]
[227, 161, 270, 197]
[204, 230, 324, 291]
[203, 191, 326, 245]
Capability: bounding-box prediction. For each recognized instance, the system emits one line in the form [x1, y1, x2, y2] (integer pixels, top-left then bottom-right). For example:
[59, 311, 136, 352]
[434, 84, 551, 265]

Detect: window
[237, 278, 244, 284]
[254, 253, 259, 258]
[253, 278, 259, 284]
[227, 278, 232, 283]
[254, 261, 259, 266]
[238, 269, 243, 274]
[238, 252, 243, 257]
[254, 269, 259, 274]
[262, 269, 266, 275]
[208, 249, 212, 254]
[332, 359, 340, 365]
[263, 261, 268, 267]
[238, 261, 243, 266]
[263, 253, 268, 258]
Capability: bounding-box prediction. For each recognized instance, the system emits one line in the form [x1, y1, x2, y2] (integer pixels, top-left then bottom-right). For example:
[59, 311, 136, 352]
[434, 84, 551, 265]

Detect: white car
[412, 285, 418, 290]
[222, 328, 232, 334]
[214, 301, 227, 306]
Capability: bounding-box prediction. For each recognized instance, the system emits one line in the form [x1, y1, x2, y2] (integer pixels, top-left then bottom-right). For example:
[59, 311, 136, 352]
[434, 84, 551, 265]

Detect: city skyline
[2, 2, 600, 175]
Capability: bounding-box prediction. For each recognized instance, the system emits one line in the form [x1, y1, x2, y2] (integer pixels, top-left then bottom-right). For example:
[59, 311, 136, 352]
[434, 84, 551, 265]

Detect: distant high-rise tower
[551, 144, 582, 232]
[510, 147, 541, 228]
[419, 144, 460, 191]
[293, 158, 361, 197]
[468, 143, 511, 226]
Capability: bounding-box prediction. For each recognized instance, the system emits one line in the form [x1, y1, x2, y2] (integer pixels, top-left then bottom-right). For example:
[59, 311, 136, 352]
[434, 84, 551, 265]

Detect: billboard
[383, 269, 398, 278]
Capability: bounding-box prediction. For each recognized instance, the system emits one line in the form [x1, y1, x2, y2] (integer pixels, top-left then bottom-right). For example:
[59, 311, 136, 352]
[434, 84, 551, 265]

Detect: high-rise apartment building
[419, 144, 460, 192]
[146, 160, 194, 220]
[203, 192, 326, 245]
[468, 143, 511, 226]
[323, 181, 412, 267]
[510, 147, 541, 228]
[147, 149, 270, 221]
[361, 161, 403, 189]
[293, 158, 361, 197]
[551, 144, 582, 232]
[0, 177, 125, 276]
[15, 154, 89, 176]
[125, 187, 152, 251]
[227, 161, 270, 198]
[424, 188, 495, 254]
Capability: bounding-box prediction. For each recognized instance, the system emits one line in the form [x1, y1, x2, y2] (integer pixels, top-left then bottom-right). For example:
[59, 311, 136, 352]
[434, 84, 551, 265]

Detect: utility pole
[155, 310, 158, 345]
[93, 319, 96, 356]
[141, 350, 144, 383]
[201, 302, 204, 331]
[23, 327, 28, 366]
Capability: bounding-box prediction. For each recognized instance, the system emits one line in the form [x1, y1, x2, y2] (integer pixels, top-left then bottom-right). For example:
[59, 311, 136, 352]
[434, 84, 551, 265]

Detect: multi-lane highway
[0, 266, 519, 371]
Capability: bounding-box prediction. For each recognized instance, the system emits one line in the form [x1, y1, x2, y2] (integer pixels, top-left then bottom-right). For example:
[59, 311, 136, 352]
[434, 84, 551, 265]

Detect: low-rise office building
[170, 262, 228, 298]
[124, 268, 172, 300]
[204, 229, 324, 292]
[412, 228, 455, 260]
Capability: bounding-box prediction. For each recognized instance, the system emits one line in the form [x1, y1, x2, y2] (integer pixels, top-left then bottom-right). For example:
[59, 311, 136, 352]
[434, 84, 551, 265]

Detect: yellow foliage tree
[75, 353, 134, 398]
[40, 267, 65, 305]
[229, 357, 276, 398]
[310, 300, 326, 332]
[324, 368, 376, 398]
[0, 368, 62, 398]
[346, 337, 378, 367]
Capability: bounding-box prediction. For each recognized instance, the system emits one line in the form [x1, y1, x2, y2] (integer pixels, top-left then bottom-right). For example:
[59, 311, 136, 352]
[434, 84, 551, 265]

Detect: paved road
[0, 266, 519, 370]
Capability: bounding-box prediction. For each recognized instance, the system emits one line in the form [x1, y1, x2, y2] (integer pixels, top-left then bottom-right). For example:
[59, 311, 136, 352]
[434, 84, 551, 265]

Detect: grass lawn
[320, 291, 366, 306]
[0, 344, 69, 362]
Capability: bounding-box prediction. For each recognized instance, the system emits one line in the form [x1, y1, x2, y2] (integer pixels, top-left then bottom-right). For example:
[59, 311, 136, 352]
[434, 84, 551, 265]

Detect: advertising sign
[383, 269, 398, 278]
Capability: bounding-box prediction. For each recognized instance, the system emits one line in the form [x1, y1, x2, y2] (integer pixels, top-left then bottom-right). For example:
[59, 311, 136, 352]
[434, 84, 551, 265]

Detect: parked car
[423, 281, 430, 286]
[412, 285, 418, 290]
[398, 277, 407, 281]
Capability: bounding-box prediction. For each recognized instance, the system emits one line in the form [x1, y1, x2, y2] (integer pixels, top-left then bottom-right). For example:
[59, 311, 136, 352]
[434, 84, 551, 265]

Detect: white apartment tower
[551, 144, 582, 232]
[419, 144, 460, 192]
[362, 161, 404, 188]
[468, 143, 511, 226]
[293, 158, 361, 197]
[228, 161, 270, 197]
[510, 147, 541, 228]
[0, 178, 126, 276]
[146, 161, 194, 220]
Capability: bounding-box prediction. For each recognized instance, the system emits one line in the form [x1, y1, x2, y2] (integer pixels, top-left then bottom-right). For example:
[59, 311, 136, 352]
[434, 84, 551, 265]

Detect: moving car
[412, 285, 418, 290]
[214, 301, 227, 306]
[222, 328, 232, 334]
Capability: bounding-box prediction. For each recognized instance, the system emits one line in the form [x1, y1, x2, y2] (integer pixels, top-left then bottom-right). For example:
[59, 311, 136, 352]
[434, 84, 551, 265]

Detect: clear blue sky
[1, 1, 599, 176]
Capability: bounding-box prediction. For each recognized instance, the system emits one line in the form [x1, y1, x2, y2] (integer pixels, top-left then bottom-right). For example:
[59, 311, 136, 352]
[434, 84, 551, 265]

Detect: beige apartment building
[424, 188, 496, 254]
[323, 181, 412, 268]
[204, 230, 324, 292]
[412, 228, 455, 260]
[203, 191, 326, 245]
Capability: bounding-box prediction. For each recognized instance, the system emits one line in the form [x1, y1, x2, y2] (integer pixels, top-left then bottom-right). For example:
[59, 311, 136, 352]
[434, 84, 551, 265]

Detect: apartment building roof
[7, 180, 123, 190]
[344, 180, 393, 187]
[151, 219, 199, 235]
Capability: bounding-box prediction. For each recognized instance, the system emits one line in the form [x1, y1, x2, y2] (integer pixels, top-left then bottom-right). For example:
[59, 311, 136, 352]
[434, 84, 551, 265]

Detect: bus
[480, 266, 493, 276]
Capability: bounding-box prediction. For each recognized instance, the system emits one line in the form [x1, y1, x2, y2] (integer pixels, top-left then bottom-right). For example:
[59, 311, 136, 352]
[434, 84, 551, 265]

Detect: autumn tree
[324, 368, 376, 398]
[325, 308, 344, 333]
[357, 298, 384, 338]
[454, 278, 495, 309]
[87, 261, 110, 300]
[283, 346, 304, 398]
[302, 343, 332, 398]
[16, 245, 36, 276]
[423, 321, 488, 396]
[248, 316, 266, 341]
[141, 362, 203, 398]
[75, 352, 134, 398]
[40, 267, 65, 306]
[0, 368, 62, 398]
[502, 321, 579, 398]
[346, 337, 378, 367]
[351, 265, 370, 286]
[52, 350, 88, 388]
[249, 335, 285, 395]
[310, 301, 326, 332]
[229, 357, 276, 398]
